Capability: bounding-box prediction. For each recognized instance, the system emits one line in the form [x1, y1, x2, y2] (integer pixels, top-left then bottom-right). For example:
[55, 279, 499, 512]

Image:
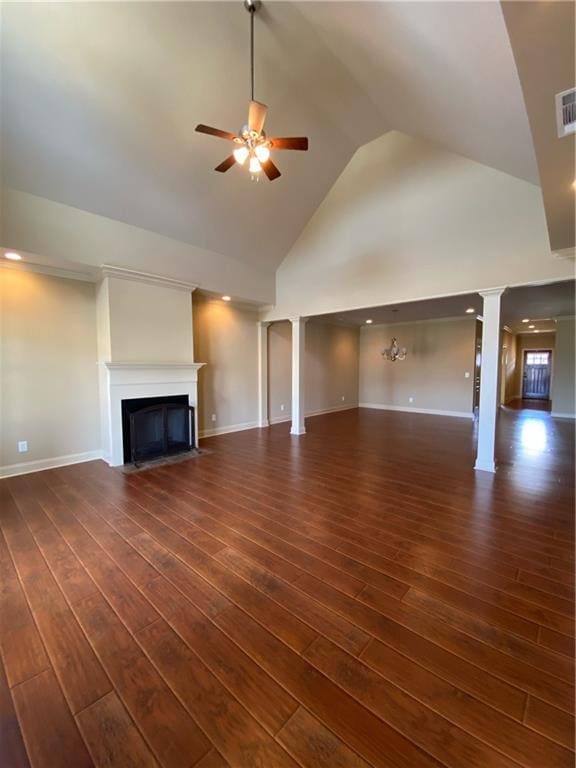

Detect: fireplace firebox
[121, 395, 194, 465]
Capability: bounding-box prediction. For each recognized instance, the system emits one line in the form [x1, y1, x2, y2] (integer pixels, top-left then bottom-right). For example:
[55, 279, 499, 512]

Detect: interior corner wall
[193, 298, 260, 436]
[551, 318, 575, 417]
[0, 269, 101, 474]
[268, 320, 360, 424]
[359, 318, 476, 416]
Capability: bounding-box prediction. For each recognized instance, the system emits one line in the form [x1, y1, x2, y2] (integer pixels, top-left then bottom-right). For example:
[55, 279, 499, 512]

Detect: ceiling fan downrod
[244, 0, 261, 103]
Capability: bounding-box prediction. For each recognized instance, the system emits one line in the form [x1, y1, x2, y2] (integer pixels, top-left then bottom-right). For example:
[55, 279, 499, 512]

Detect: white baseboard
[306, 404, 358, 417]
[199, 420, 259, 438]
[551, 412, 576, 419]
[359, 403, 474, 419]
[269, 403, 358, 426]
[474, 459, 496, 473]
[269, 415, 292, 425]
[0, 450, 103, 479]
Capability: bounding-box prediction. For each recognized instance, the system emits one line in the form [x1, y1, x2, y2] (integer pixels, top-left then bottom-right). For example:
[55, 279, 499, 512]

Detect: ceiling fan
[195, 0, 308, 181]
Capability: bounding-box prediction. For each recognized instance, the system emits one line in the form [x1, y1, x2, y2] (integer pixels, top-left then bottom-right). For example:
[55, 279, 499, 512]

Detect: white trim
[104, 362, 205, 371]
[100, 265, 198, 292]
[269, 403, 357, 425]
[551, 412, 576, 419]
[474, 459, 496, 473]
[0, 450, 103, 479]
[199, 420, 259, 438]
[270, 415, 292, 425]
[0, 259, 98, 283]
[305, 404, 358, 417]
[359, 403, 474, 419]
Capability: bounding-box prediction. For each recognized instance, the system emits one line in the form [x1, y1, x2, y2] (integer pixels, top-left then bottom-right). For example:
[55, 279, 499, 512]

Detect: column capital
[478, 287, 507, 299]
[289, 316, 309, 324]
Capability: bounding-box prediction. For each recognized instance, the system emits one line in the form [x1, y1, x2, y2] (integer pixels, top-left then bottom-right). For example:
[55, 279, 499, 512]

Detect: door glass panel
[526, 352, 550, 366]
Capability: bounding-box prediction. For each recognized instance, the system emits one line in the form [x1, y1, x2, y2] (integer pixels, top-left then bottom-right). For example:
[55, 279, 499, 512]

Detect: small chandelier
[382, 338, 407, 362]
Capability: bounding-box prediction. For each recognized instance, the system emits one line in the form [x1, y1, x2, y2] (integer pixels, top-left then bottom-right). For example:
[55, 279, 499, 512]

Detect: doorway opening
[522, 349, 552, 401]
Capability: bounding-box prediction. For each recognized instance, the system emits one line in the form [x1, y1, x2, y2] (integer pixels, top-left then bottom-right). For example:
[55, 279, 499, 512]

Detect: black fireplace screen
[121, 396, 194, 465]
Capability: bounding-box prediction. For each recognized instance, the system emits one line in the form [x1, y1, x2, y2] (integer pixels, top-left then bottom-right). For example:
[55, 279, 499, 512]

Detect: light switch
[18, 441, 28, 453]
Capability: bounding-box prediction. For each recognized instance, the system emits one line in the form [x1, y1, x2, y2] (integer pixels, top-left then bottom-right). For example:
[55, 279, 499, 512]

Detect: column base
[474, 459, 496, 473]
[290, 427, 306, 436]
[258, 420, 270, 428]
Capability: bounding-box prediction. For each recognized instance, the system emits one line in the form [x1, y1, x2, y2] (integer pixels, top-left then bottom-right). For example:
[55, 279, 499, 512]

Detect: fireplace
[121, 395, 194, 465]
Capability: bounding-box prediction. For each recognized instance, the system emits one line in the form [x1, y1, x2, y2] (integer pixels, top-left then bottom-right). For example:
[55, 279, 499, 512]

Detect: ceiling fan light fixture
[233, 146, 249, 165]
[255, 144, 270, 162]
[249, 156, 262, 173]
[195, 0, 308, 181]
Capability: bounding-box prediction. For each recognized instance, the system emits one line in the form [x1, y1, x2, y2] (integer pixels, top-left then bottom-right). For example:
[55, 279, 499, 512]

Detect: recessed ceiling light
[465, 308, 475, 314]
[521, 318, 529, 323]
[365, 319, 373, 324]
[528, 324, 535, 329]
[4, 251, 21, 261]
[222, 295, 231, 302]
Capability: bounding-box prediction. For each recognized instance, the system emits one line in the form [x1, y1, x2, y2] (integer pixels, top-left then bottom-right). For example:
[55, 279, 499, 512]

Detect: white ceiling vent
[555, 87, 576, 137]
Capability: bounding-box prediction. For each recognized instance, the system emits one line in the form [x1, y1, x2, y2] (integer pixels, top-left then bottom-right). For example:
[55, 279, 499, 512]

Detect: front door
[522, 350, 552, 400]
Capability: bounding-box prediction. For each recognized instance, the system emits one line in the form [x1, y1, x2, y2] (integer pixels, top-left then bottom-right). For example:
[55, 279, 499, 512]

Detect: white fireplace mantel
[99, 361, 205, 466]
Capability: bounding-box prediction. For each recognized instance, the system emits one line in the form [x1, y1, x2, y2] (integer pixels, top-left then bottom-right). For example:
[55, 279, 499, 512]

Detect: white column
[290, 316, 308, 435]
[475, 288, 505, 473]
[257, 321, 270, 427]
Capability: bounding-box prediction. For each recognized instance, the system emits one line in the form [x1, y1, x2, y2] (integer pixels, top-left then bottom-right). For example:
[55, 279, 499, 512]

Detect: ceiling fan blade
[248, 101, 268, 134]
[215, 155, 236, 173]
[261, 159, 281, 181]
[269, 137, 309, 151]
[196, 124, 238, 141]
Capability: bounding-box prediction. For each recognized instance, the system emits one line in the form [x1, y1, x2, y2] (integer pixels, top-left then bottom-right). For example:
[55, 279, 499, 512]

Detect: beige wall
[99, 277, 194, 363]
[500, 329, 518, 404]
[359, 318, 476, 416]
[0, 269, 101, 472]
[268, 321, 292, 422]
[305, 322, 360, 415]
[264, 131, 572, 321]
[551, 318, 575, 416]
[512, 333, 556, 399]
[193, 297, 259, 435]
[268, 320, 360, 423]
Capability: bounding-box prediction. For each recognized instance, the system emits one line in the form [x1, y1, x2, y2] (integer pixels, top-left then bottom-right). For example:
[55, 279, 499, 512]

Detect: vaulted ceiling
[0, 2, 567, 274]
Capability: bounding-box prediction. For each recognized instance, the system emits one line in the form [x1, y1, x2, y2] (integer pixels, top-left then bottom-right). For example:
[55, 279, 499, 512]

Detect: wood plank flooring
[1, 406, 574, 767]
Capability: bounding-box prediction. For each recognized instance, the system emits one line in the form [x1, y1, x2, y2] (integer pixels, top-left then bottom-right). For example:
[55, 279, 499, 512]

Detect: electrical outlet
[18, 440, 28, 453]
[464, 371, 471, 379]
[408, 397, 414, 404]
[211, 414, 216, 422]
[280, 404, 285, 412]
[341, 395, 345, 401]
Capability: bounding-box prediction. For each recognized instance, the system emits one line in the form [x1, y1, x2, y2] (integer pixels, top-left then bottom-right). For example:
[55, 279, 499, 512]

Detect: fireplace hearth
[121, 395, 194, 465]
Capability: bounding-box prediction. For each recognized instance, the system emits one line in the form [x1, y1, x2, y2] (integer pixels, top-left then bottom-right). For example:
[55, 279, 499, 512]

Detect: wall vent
[555, 87, 576, 137]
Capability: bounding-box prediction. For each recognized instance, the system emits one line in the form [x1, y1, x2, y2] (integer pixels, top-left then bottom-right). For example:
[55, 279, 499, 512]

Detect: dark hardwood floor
[1, 407, 574, 768]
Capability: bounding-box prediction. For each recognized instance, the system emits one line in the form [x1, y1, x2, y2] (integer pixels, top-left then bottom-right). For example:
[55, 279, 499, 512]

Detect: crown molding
[100, 265, 198, 292]
[0, 259, 98, 283]
[552, 247, 575, 261]
[103, 361, 205, 370]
